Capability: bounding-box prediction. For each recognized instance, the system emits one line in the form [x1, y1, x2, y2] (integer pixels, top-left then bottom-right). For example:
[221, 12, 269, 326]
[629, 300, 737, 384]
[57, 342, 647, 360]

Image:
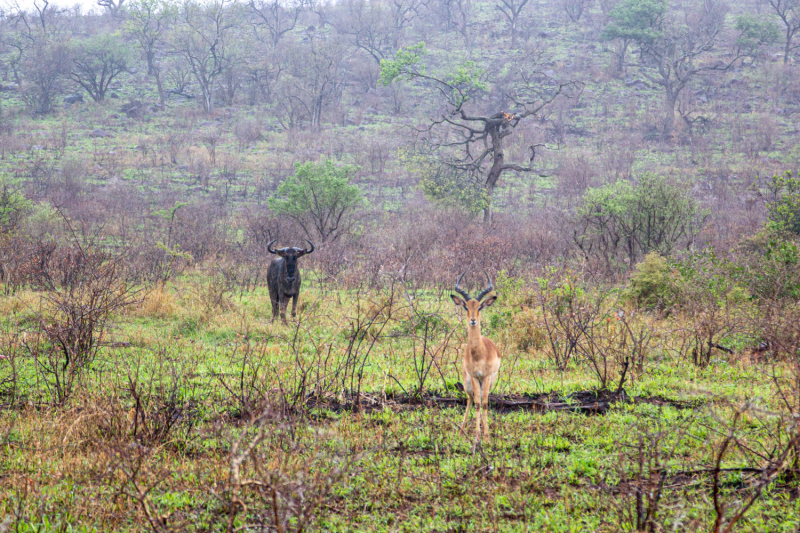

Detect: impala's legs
[481, 374, 491, 442]
[461, 371, 473, 431]
[473, 379, 483, 447]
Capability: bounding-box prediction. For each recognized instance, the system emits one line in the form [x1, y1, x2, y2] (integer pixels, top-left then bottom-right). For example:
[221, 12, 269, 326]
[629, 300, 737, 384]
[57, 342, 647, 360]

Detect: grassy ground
[1, 274, 799, 532]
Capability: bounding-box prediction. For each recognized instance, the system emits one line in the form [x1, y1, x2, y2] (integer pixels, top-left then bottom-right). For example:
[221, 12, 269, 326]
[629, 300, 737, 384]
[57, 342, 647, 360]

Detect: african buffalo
[266, 239, 314, 324]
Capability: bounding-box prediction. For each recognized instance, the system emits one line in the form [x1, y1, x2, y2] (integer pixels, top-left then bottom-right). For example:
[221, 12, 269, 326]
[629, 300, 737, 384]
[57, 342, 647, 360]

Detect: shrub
[735, 228, 800, 301]
[759, 171, 800, 235]
[268, 159, 363, 243]
[626, 252, 683, 311]
[573, 174, 703, 273]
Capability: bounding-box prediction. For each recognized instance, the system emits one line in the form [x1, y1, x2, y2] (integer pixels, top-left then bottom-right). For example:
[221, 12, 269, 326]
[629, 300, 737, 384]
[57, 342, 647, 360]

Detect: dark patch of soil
[303, 389, 701, 416]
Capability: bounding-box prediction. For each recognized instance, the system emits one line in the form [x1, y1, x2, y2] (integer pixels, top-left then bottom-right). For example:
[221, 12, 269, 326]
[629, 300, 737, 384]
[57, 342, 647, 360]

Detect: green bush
[626, 252, 682, 311]
[735, 228, 800, 301]
[762, 171, 800, 235]
[574, 174, 703, 272]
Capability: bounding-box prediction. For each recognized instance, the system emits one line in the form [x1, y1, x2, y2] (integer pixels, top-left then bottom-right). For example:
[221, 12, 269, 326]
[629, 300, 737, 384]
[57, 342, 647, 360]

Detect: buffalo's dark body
[267, 256, 302, 323]
[266, 240, 313, 324]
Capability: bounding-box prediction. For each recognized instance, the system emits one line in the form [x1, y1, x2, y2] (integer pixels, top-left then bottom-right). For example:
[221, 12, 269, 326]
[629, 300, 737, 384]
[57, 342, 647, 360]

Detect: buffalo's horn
[476, 270, 494, 301]
[295, 240, 315, 257]
[454, 271, 472, 301]
[267, 239, 278, 254]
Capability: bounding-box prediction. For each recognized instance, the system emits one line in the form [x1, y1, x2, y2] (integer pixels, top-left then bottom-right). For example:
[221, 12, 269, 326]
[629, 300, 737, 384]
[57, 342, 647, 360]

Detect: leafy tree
[767, 0, 800, 64]
[755, 171, 800, 235]
[268, 159, 363, 242]
[600, 0, 667, 75]
[381, 43, 577, 222]
[574, 174, 703, 272]
[0, 183, 31, 234]
[735, 14, 781, 64]
[626, 252, 684, 311]
[70, 33, 132, 102]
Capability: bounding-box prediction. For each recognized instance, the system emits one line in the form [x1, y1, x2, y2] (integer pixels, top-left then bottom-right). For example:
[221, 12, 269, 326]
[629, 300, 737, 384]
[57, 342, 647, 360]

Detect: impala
[451, 271, 500, 447]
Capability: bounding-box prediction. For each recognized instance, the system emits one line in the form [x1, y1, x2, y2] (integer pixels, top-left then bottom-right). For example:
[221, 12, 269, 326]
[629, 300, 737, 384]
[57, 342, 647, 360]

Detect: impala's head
[451, 271, 497, 328]
[267, 239, 314, 282]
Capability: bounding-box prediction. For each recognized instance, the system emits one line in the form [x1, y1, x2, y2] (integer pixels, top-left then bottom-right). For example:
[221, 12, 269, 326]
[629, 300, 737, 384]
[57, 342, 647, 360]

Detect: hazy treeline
[0, 0, 799, 286]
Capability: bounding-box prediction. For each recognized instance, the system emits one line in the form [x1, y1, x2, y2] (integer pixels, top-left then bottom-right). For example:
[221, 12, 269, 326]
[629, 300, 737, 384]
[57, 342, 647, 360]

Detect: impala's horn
[454, 271, 472, 301]
[475, 270, 494, 302]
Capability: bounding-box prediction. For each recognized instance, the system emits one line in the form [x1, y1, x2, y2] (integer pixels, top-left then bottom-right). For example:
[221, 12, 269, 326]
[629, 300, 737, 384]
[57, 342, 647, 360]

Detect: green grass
[1, 277, 798, 531]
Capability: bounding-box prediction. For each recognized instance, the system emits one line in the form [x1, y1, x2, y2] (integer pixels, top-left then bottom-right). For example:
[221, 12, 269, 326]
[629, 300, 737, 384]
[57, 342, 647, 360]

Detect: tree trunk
[155, 70, 165, 110]
[785, 30, 793, 64]
[483, 182, 495, 223]
[510, 18, 518, 49]
[616, 40, 629, 77]
[483, 128, 504, 223]
[663, 89, 678, 134]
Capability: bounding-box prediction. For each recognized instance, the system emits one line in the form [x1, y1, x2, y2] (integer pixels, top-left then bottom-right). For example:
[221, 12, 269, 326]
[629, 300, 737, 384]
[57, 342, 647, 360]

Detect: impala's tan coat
[451, 272, 500, 447]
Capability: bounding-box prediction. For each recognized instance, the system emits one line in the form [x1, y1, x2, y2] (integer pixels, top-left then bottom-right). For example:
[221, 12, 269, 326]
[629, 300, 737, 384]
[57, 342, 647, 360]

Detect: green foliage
[736, 228, 800, 301]
[761, 171, 800, 235]
[735, 14, 781, 58]
[379, 42, 427, 86]
[600, 0, 667, 44]
[444, 61, 488, 106]
[380, 42, 485, 107]
[674, 249, 750, 307]
[268, 159, 363, 242]
[574, 174, 702, 271]
[0, 182, 31, 234]
[536, 267, 586, 314]
[400, 148, 488, 214]
[626, 252, 682, 311]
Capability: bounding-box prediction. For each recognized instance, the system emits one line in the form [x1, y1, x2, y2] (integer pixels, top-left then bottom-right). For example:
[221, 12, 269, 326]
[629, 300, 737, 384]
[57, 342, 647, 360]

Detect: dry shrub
[555, 150, 598, 202]
[508, 306, 548, 353]
[25, 242, 140, 403]
[234, 118, 262, 151]
[132, 287, 177, 319]
[333, 205, 571, 290]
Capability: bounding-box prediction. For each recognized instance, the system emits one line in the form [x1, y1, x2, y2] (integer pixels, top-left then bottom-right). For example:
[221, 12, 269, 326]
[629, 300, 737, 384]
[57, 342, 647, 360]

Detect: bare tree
[247, 0, 303, 49]
[389, 0, 424, 47]
[635, 0, 742, 133]
[280, 34, 348, 131]
[495, 0, 529, 49]
[563, 0, 591, 23]
[767, 0, 800, 63]
[430, 0, 473, 49]
[125, 0, 175, 109]
[97, 0, 126, 17]
[334, 0, 394, 65]
[171, 0, 239, 112]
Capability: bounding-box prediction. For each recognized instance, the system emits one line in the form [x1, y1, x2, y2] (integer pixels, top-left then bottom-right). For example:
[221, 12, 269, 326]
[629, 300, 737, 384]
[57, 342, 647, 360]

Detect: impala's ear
[479, 295, 497, 310]
[451, 294, 467, 310]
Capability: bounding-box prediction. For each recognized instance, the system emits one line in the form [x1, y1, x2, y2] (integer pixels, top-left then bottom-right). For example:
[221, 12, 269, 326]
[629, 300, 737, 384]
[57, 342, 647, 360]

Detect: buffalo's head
[267, 239, 315, 283]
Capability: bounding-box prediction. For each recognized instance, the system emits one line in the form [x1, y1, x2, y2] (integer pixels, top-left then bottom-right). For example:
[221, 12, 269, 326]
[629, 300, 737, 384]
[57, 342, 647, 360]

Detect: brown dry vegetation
[1, 0, 800, 530]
